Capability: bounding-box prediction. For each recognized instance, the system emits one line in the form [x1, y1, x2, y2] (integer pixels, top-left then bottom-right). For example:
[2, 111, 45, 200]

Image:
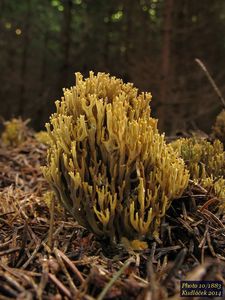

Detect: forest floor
[0, 131, 225, 300]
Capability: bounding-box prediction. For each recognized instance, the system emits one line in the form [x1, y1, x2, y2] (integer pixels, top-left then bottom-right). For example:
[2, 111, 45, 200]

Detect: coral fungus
[212, 109, 225, 145]
[171, 137, 225, 213]
[35, 131, 51, 145]
[43, 72, 189, 244]
[171, 138, 225, 179]
[1, 118, 30, 147]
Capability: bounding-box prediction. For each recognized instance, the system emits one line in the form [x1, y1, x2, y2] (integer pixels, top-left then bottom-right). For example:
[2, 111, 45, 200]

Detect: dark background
[1, 0, 225, 134]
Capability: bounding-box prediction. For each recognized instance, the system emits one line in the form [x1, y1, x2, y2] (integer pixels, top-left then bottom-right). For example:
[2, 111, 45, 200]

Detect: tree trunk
[123, 0, 135, 81]
[158, 0, 174, 132]
[35, 29, 50, 127]
[60, 0, 73, 86]
[18, 0, 31, 116]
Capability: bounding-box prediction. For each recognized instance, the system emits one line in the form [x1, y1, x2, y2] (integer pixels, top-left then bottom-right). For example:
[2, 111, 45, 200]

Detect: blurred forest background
[1, 0, 225, 134]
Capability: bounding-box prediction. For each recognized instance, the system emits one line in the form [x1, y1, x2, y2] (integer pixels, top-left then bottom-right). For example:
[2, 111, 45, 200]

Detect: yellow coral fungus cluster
[171, 138, 225, 179]
[43, 72, 189, 244]
[212, 109, 225, 145]
[1, 118, 51, 147]
[171, 137, 225, 212]
[35, 131, 51, 145]
[1, 118, 30, 147]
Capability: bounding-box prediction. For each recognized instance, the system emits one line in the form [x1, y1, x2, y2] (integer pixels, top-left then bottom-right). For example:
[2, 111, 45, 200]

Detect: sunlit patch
[5, 22, 12, 29]
[15, 28, 22, 35]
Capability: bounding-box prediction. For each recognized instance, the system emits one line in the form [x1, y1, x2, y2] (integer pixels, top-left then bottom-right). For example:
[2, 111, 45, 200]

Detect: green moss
[43, 72, 189, 245]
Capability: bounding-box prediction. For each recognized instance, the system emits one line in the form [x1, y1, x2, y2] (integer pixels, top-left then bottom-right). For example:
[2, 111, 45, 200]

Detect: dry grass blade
[195, 58, 225, 107]
[53, 247, 78, 295]
[48, 273, 72, 298]
[55, 248, 85, 284]
[96, 257, 135, 300]
[162, 248, 187, 285]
